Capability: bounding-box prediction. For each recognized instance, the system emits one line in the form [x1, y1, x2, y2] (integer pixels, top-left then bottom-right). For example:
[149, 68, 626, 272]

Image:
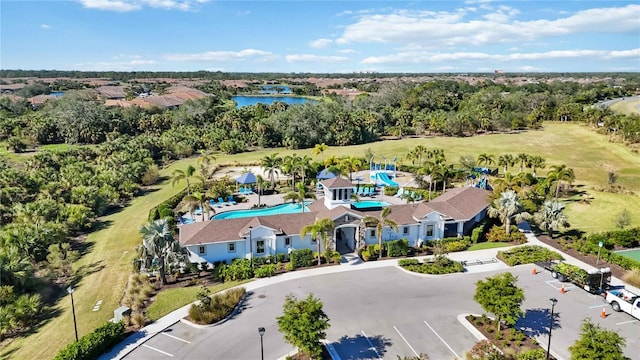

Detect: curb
[179, 291, 250, 329]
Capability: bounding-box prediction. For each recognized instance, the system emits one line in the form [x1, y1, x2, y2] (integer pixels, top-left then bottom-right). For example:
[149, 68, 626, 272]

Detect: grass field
[610, 98, 640, 115]
[3, 122, 639, 359]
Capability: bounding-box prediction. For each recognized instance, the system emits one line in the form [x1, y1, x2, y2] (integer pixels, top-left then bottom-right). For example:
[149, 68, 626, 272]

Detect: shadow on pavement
[517, 307, 561, 337]
[330, 333, 392, 359]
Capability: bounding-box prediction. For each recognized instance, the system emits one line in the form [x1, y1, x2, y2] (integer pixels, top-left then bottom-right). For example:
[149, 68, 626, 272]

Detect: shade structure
[316, 168, 337, 180]
[236, 172, 257, 184]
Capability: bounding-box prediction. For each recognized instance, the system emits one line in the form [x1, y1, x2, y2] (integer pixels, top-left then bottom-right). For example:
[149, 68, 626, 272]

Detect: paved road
[124, 265, 639, 360]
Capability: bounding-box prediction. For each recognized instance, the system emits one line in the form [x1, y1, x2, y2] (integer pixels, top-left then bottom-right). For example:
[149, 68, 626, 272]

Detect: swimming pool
[351, 201, 390, 210]
[615, 248, 640, 262]
[212, 202, 311, 220]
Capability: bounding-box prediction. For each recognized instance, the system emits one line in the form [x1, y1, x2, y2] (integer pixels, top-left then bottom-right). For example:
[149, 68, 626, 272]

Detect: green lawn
[4, 122, 639, 359]
[467, 242, 514, 251]
[610, 98, 640, 116]
[146, 280, 250, 321]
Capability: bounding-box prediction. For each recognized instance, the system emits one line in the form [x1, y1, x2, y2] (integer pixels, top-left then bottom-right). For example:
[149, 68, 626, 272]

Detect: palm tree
[312, 143, 329, 162]
[340, 156, 363, 181]
[477, 153, 495, 167]
[487, 190, 531, 235]
[137, 219, 189, 285]
[261, 153, 281, 190]
[300, 218, 335, 266]
[171, 165, 202, 196]
[282, 154, 302, 190]
[527, 155, 546, 178]
[283, 183, 317, 212]
[197, 150, 216, 182]
[547, 164, 575, 199]
[534, 200, 570, 238]
[492, 172, 528, 194]
[413, 145, 427, 166]
[516, 153, 530, 173]
[417, 161, 437, 200]
[183, 191, 213, 221]
[498, 154, 515, 174]
[361, 207, 398, 258]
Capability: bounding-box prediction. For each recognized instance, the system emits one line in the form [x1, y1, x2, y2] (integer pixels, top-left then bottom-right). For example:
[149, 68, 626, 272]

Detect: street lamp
[546, 298, 558, 360]
[67, 286, 78, 342]
[258, 327, 266, 360]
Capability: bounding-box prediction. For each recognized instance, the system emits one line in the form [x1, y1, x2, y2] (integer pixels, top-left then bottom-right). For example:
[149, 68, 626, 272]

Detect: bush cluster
[561, 228, 640, 270]
[290, 248, 314, 269]
[385, 239, 409, 257]
[497, 245, 563, 266]
[486, 225, 526, 243]
[54, 321, 126, 360]
[188, 287, 246, 325]
[221, 259, 254, 281]
[399, 255, 464, 274]
[254, 264, 277, 278]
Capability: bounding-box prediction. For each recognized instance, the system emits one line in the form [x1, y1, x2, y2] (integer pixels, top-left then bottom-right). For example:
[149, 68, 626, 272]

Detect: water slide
[374, 172, 399, 187]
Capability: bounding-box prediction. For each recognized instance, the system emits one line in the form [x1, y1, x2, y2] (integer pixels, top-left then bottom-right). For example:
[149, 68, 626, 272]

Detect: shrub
[131, 311, 147, 328]
[290, 248, 314, 268]
[221, 259, 254, 282]
[367, 244, 378, 258]
[361, 250, 371, 261]
[54, 321, 126, 360]
[444, 239, 471, 252]
[398, 259, 420, 266]
[486, 225, 526, 243]
[399, 256, 464, 274]
[386, 239, 409, 257]
[497, 245, 563, 266]
[516, 348, 545, 360]
[254, 264, 277, 278]
[623, 268, 640, 288]
[276, 253, 289, 263]
[331, 251, 342, 264]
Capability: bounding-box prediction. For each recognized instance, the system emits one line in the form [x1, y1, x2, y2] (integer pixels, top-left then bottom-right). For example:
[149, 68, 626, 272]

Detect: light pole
[547, 298, 558, 360]
[67, 286, 78, 342]
[248, 226, 253, 268]
[258, 327, 266, 360]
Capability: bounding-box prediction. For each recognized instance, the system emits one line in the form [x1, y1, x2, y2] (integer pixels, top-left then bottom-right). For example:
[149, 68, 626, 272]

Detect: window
[370, 229, 375, 237]
[285, 237, 291, 246]
[198, 246, 206, 255]
[228, 243, 235, 253]
[403, 226, 409, 235]
[256, 240, 265, 254]
[426, 225, 434, 237]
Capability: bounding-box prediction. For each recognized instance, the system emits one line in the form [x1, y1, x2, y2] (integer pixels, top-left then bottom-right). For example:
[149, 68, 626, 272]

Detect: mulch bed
[288, 346, 332, 360]
[536, 235, 628, 279]
[466, 315, 554, 358]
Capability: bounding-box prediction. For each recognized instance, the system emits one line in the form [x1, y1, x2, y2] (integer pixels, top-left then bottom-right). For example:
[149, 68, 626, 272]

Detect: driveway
[124, 265, 639, 360]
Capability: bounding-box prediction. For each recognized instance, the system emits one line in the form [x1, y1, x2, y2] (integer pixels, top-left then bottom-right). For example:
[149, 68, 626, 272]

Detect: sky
[1, 0, 639, 73]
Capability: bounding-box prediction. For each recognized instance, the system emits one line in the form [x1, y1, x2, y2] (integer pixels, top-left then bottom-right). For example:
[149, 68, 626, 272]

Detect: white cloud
[77, 0, 209, 12]
[40, 24, 53, 29]
[112, 54, 142, 59]
[164, 49, 275, 62]
[286, 54, 349, 63]
[361, 48, 640, 65]
[338, 4, 640, 47]
[309, 38, 333, 49]
[337, 49, 356, 54]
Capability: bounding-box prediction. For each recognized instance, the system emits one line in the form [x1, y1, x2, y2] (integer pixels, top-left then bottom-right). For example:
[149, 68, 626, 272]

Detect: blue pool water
[212, 202, 311, 220]
[351, 201, 390, 210]
[232, 96, 315, 108]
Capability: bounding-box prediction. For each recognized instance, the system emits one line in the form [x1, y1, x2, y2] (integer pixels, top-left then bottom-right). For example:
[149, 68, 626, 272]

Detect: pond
[232, 96, 316, 108]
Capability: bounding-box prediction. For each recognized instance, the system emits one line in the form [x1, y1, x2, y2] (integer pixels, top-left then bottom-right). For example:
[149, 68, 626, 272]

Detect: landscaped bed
[497, 245, 563, 266]
[398, 256, 464, 274]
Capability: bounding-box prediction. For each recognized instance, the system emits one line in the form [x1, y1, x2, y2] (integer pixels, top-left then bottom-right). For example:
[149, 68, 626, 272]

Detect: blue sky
[1, 0, 639, 73]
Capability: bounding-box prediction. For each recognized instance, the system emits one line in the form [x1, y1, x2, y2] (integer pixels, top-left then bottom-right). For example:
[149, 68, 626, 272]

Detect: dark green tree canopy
[568, 318, 626, 360]
[276, 293, 330, 359]
[474, 272, 525, 331]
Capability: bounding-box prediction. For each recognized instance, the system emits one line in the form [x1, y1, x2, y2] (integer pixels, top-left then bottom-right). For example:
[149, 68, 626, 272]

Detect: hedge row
[398, 255, 464, 274]
[148, 188, 187, 222]
[54, 321, 126, 360]
[497, 245, 563, 266]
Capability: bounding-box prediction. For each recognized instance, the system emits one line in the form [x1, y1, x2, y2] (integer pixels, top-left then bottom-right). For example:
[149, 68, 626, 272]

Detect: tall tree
[526, 155, 546, 177]
[283, 183, 316, 212]
[361, 207, 398, 258]
[474, 272, 525, 332]
[183, 191, 213, 222]
[487, 190, 531, 235]
[171, 165, 202, 196]
[477, 153, 495, 167]
[547, 164, 575, 199]
[534, 200, 570, 238]
[276, 293, 330, 360]
[498, 154, 515, 174]
[339, 156, 362, 181]
[137, 219, 189, 285]
[568, 318, 626, 360]
[312, 143, 329, 162]
[516, 153, 529, 173]
[300, 218, 335, 266]
[261, 152, 282, 190]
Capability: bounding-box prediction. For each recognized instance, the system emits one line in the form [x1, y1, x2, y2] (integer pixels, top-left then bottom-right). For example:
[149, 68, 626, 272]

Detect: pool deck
[187, 186, 408, 222]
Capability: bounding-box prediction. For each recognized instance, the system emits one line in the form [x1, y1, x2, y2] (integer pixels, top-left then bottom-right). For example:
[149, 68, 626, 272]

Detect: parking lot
[124, 264, 639, 360]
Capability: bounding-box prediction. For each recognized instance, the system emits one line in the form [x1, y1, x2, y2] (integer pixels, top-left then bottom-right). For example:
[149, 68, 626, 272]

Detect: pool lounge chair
[394, 188, 403, 197]
[218, 197, 231, 206]
[178, 215, 194, 225]
[227, 195, 237, 205]
[210, 199, 222, 208]
[366, 187, 375, 197]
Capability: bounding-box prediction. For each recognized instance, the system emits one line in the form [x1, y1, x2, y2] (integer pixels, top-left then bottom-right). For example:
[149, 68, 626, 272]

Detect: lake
[232, 96, 315, 108]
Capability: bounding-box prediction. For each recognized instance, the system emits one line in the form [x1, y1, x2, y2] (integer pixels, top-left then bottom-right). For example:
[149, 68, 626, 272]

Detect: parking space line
[361, 330, 382, 359]
[589, 304, 607, 309]
[616, 319, 639, 325]
[142, 344, 174, 357]
[423, 320, 460, 359]
[393, 325, 419, 357]
[323, 341, 342, 360]
[545, 279, 577, 291]
[161, 332, 191, 344]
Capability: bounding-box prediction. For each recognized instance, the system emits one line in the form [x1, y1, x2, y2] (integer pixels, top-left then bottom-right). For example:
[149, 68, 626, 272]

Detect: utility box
[114, 306, 131, 322]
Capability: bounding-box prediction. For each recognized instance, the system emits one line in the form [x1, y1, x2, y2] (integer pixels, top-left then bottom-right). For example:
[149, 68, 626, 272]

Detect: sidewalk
[101, 229, 637, 360]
